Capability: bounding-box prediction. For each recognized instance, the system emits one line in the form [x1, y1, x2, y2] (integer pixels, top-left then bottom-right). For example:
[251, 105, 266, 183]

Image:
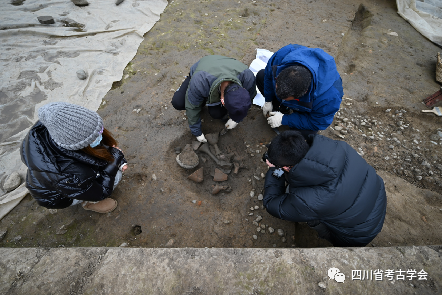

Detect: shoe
[82, 198, 117, 213]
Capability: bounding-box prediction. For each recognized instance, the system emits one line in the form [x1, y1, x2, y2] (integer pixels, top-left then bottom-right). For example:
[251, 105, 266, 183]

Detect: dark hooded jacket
[263, 135, 386, 246]
[20, 121, 124, 209]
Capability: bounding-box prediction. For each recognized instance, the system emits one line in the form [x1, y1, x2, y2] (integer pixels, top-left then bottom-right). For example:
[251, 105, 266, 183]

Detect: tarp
[249, 48, 274, 107]
[0, 0, 167, 219]
[397, 0, 442, 46]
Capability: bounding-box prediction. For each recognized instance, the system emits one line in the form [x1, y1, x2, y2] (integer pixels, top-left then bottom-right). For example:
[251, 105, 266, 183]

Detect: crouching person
[263, 131, 386, 247]
[171, 55, 256, 142]
[21, 102, 127, 213]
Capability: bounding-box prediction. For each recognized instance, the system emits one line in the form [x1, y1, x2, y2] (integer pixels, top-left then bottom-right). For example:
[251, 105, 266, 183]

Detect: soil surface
[1, 0, 442, 249]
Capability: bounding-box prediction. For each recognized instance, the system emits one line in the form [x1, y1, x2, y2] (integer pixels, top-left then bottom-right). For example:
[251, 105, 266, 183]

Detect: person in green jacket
[171, 55, 256, 142]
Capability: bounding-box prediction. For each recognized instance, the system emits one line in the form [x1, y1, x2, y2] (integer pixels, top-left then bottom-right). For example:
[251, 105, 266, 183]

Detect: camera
[262, 152, 284, 178]
[262, 151, 269, 163]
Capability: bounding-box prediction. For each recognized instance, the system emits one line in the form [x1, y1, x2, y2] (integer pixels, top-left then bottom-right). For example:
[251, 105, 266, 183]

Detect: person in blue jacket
[263, 130, 386, 247]
[256, 44, 343, 139]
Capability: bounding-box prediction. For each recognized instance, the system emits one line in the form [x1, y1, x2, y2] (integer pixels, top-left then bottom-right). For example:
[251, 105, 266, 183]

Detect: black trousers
[256, 69, 317, 140]
[171, 75, 227, 120]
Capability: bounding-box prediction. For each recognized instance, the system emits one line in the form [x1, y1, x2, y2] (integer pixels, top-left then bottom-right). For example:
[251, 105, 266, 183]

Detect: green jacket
[185, 55, 256, 136]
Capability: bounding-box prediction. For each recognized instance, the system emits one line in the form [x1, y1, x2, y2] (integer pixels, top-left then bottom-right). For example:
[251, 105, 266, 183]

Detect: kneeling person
[21, 102, 127, 213]
[263, 131, 386, 247]
[171, 55, 256, 142]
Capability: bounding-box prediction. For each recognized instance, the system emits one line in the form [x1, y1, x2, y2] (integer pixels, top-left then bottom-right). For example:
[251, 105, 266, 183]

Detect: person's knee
[256, 69, 265, 93]
[171, 94, 185, 110]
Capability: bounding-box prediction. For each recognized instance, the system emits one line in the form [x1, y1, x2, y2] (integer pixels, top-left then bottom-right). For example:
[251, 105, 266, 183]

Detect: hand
[109, 146, 125, 166]
[262, 101, 273, 117]
[225, 119, 238, 130]
[196, 134, 207, 143]
[265, 159, 275, 168]
[267, 111, 283, 128]
[120, 163, 128, 172]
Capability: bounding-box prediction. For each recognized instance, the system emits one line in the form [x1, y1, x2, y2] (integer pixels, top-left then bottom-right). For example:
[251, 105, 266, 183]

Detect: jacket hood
[287, 135, 344, 187]
[276, 45, 340, 103]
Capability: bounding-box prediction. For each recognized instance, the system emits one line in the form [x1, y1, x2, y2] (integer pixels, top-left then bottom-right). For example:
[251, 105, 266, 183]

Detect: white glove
[225, 119, 238, 130]
[262, 101, 273, 117]
[196, 134, 207, 143]
[267, 111, 283, 128]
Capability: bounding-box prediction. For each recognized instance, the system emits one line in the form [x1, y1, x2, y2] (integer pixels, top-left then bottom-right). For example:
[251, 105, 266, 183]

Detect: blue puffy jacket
[264, 44, 343, 130]
[263, 135, 386, 247]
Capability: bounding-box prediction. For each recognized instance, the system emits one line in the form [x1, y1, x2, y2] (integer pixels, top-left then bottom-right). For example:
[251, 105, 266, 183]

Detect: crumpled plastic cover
[397, 0, 442, 46]
[249, 48, 274, 107]
[0, 0, 167, 219]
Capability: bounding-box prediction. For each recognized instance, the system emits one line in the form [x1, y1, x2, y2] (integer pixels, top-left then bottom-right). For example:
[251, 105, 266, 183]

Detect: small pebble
[253, 235, 257, 240]
[37, 16, 55, 24]
[268, 227, 274, 233]
[250, 191, 255, 198]
[3, 172, 21, 192]
[254, 206, 259, 210]
[257, 194, 263, 201]
[277, 229, 284, 236]
[76, 69, 88, 80]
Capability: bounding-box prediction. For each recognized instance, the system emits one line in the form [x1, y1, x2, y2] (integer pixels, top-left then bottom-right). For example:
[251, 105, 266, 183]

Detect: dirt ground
[1, 0, 442, 249]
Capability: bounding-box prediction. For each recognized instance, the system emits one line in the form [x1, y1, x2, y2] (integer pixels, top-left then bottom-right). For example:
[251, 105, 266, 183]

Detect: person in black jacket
[263, 130, 386, 247]
[21, 102, 127, 213]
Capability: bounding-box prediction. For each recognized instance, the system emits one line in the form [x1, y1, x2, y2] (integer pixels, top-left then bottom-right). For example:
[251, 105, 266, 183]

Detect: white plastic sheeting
[397, 0, 442, 46]
[249, 48, 274, 107]
[0, 0, 167, 219]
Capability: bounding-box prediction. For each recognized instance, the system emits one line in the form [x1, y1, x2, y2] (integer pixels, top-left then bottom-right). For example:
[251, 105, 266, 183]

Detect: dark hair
[275, 65, 312, 100]
[267, 130, 309, 167]
[81, 128, 118, 162]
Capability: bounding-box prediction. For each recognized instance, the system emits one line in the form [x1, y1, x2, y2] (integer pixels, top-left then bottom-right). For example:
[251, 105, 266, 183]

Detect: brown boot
[82, 198, 117, 213]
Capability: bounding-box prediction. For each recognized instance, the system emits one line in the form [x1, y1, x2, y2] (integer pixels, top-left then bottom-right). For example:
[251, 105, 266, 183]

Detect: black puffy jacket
[20, 121, 125, 209]
[263, 135, 386, 246]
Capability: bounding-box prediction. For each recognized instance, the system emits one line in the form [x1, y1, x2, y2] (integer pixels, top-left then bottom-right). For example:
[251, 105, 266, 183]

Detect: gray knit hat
[38, 102, 103, 150]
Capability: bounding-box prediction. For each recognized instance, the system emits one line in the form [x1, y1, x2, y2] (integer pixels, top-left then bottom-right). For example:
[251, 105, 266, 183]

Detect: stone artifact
[176, 144, 199, 169]
[205, 133, 222, 156]
[213, 168, 228, 182]
[192, 140, 202, 151]
[187, 167, 204, 183]
[211, 184, 231, 195]
[198, 144, 232, 168]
